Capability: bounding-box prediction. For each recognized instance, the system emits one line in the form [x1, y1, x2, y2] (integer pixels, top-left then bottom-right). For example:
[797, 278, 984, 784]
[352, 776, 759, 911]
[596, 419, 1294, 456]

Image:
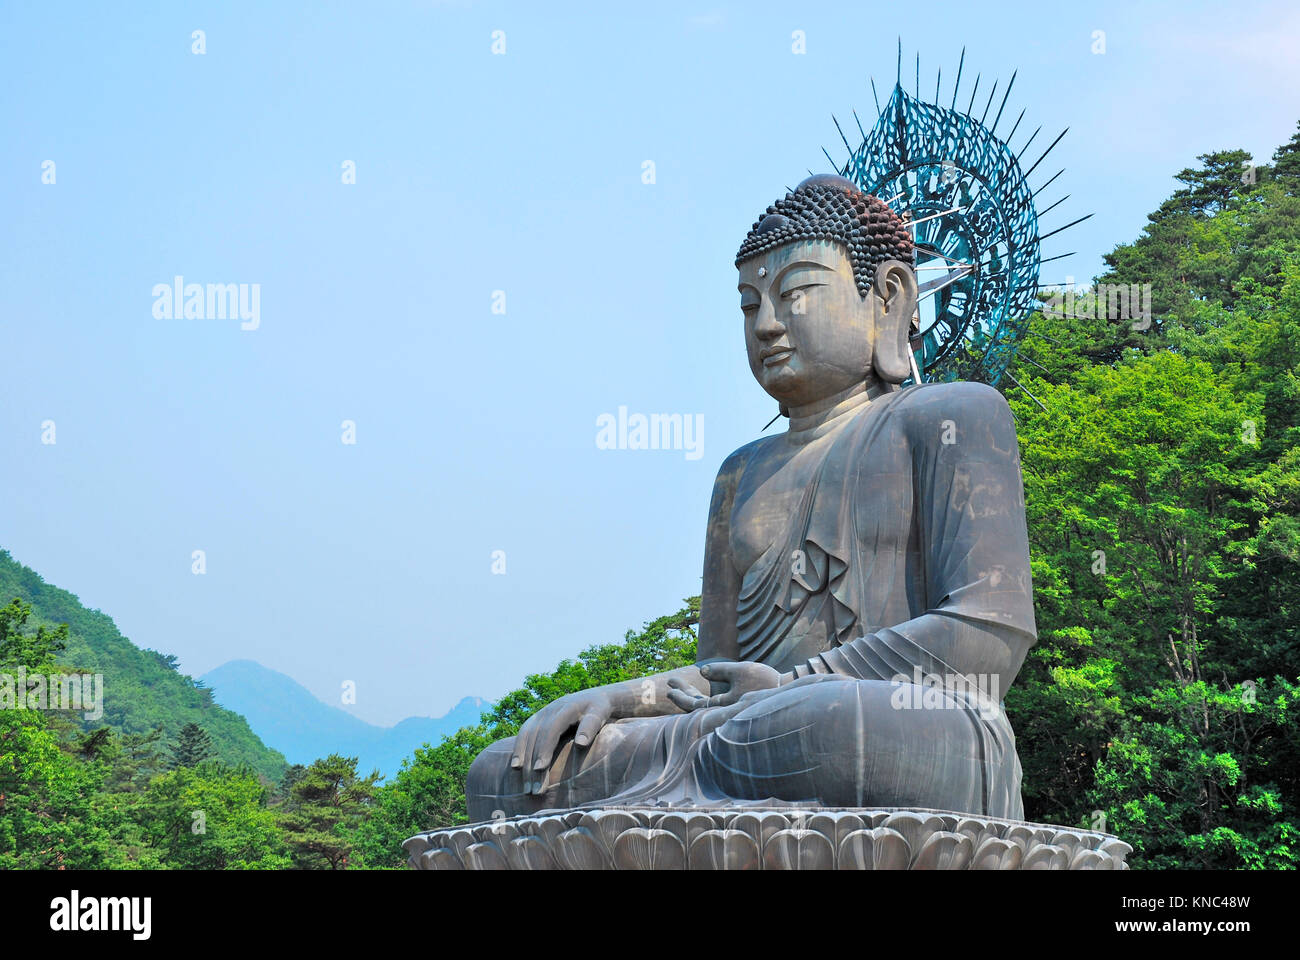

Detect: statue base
[404, 805, 1131, 870]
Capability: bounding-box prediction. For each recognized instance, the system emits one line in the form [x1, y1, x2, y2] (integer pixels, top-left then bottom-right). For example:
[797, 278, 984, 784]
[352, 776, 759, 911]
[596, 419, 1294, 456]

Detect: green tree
[279, 754, 381, 869]
[0, 599, 133, 868]
[170, 722, 214, 768]
[1149, 149, 1258, 223]
[1003, 140, 1300, 866]
[133, 760, 289, 869]
[1271, 121, 1300, 190]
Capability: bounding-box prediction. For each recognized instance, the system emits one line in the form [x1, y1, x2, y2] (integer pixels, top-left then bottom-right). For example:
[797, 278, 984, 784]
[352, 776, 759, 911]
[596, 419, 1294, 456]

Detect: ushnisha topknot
[736, 173, 914, 298]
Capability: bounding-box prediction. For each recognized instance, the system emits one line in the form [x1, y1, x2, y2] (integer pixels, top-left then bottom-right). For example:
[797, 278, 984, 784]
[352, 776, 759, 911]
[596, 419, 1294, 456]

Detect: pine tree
[278, 754, 381, 869]
[1272, 121, 1300, 190]
[170, 722, 214, 768]
[1149, 149, 1258, 222]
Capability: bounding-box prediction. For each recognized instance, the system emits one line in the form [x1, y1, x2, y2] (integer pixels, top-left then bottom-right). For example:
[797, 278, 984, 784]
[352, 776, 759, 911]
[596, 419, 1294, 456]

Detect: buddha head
[735, 174, 918, 413]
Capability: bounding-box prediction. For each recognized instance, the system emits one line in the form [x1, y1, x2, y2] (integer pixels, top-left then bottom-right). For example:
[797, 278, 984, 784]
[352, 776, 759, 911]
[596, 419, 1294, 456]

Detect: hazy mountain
[199, 659, 488, 778]
[0, 550, 288, 781]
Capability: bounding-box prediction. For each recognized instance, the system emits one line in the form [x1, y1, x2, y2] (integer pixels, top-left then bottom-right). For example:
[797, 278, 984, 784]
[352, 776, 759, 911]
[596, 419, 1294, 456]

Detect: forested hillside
[0, 550, 285, 781]
[999, 130, 1300, 869]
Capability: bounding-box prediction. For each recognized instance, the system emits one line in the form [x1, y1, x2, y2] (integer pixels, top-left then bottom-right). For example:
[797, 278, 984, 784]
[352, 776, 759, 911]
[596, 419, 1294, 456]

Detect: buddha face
[738, 239, 877, 409]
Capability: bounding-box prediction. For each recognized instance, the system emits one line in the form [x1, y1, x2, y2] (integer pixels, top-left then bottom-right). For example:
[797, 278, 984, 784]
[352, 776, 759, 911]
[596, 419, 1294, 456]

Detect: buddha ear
[871, 259, 918, 384]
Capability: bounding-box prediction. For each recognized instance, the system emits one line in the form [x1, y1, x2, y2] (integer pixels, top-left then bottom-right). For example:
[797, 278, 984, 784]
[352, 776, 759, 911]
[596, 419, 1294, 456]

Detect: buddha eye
[780, 282, 824, 300]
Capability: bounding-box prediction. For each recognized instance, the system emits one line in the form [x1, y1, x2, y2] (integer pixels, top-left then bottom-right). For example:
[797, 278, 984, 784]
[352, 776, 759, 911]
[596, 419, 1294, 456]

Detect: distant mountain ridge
[0, 550, 288, 781]
[199, 659, 488, 778]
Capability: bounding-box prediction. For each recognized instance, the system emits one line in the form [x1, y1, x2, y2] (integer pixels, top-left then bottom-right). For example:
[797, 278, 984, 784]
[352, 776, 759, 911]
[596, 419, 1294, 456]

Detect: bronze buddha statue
[467, 174, 1037, 821]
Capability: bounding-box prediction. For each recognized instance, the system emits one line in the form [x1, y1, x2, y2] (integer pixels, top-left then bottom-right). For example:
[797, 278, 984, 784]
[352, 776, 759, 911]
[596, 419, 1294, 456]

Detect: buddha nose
[754, 296, 785, 341]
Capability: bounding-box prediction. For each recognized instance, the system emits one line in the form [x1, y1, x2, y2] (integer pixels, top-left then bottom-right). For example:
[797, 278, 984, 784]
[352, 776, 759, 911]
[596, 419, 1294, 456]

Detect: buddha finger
[668, 676, 708, 699]
[701, 661, 740, 682]
[530, 703, 582, 776]
[513, 711, 551, 776]
[667, 686, 705, 712]
[668, 676, 705, 697]
[574, 711, 605, 748]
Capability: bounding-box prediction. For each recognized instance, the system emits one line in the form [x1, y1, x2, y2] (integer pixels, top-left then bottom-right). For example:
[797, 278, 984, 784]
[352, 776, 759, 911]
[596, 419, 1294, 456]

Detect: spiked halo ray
[822, 45, 1089, 386]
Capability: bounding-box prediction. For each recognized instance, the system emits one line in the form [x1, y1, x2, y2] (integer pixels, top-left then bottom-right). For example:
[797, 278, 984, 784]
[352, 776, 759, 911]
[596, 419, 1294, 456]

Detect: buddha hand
[511, 687, 616, 792]
[666, 660, 782, 712]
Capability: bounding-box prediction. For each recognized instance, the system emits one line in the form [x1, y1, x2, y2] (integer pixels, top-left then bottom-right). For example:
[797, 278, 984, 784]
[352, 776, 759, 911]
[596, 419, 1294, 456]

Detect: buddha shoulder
[713, 434, 783, 487]
[891, 381, 1016, 444]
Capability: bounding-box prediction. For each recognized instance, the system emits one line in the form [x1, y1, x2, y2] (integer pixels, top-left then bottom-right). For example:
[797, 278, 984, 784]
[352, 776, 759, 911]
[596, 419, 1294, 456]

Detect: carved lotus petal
[505, 834, 558, 870]
[448, 828, 482, 861]
[689, 829, 760, 871]
[513, 817, 544, 838]
[402, 834, 431, 862]
[524, 816, 567, 846]
[580, 811, 642, 855]
[955, 817, 1003, 849]
[810, 812, 864, 850]
[1099, 837, 1133, 868]
[420, 847, 464, 871]
[779, 809, 819, 831]
[764, 829, 835, 870]
[556, 827, 610, 870]
[656, 813, 717, 851]
[838, 828, 911, 870]
[970, 837, 1023, 870]
[463, 840, 509, 870]
[912, 831, 973, 870]
[1052, 830, 1087, 858]
[881, 812, 944, 864]
[1070, 849, 1113, 870]
[1004, 825, 1035, 853]
[1023, 843, 1070, 870]
[729, 811, 794, 851]
[867, 811, 892, 827]
[426, 830, 454, 848]
[612, 827, 686, 870]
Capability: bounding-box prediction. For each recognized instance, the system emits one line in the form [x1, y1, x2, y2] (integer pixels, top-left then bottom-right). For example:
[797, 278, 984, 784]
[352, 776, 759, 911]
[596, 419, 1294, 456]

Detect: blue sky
[3, 1, 1297, 725]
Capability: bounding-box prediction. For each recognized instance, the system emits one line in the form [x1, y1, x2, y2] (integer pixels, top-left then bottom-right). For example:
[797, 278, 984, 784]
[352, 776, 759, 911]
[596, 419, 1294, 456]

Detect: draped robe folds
[467, 382, 1039, 821]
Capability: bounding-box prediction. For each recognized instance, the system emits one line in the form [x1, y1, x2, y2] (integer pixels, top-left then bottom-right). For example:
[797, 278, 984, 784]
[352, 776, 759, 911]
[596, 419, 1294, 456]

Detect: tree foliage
[278, 754, 381, 869]
[1004, 145, 1300, 868]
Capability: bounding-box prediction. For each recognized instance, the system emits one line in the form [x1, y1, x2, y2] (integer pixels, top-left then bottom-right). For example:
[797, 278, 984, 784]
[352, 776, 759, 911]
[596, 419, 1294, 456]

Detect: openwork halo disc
[823, 52, 1084, 387]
